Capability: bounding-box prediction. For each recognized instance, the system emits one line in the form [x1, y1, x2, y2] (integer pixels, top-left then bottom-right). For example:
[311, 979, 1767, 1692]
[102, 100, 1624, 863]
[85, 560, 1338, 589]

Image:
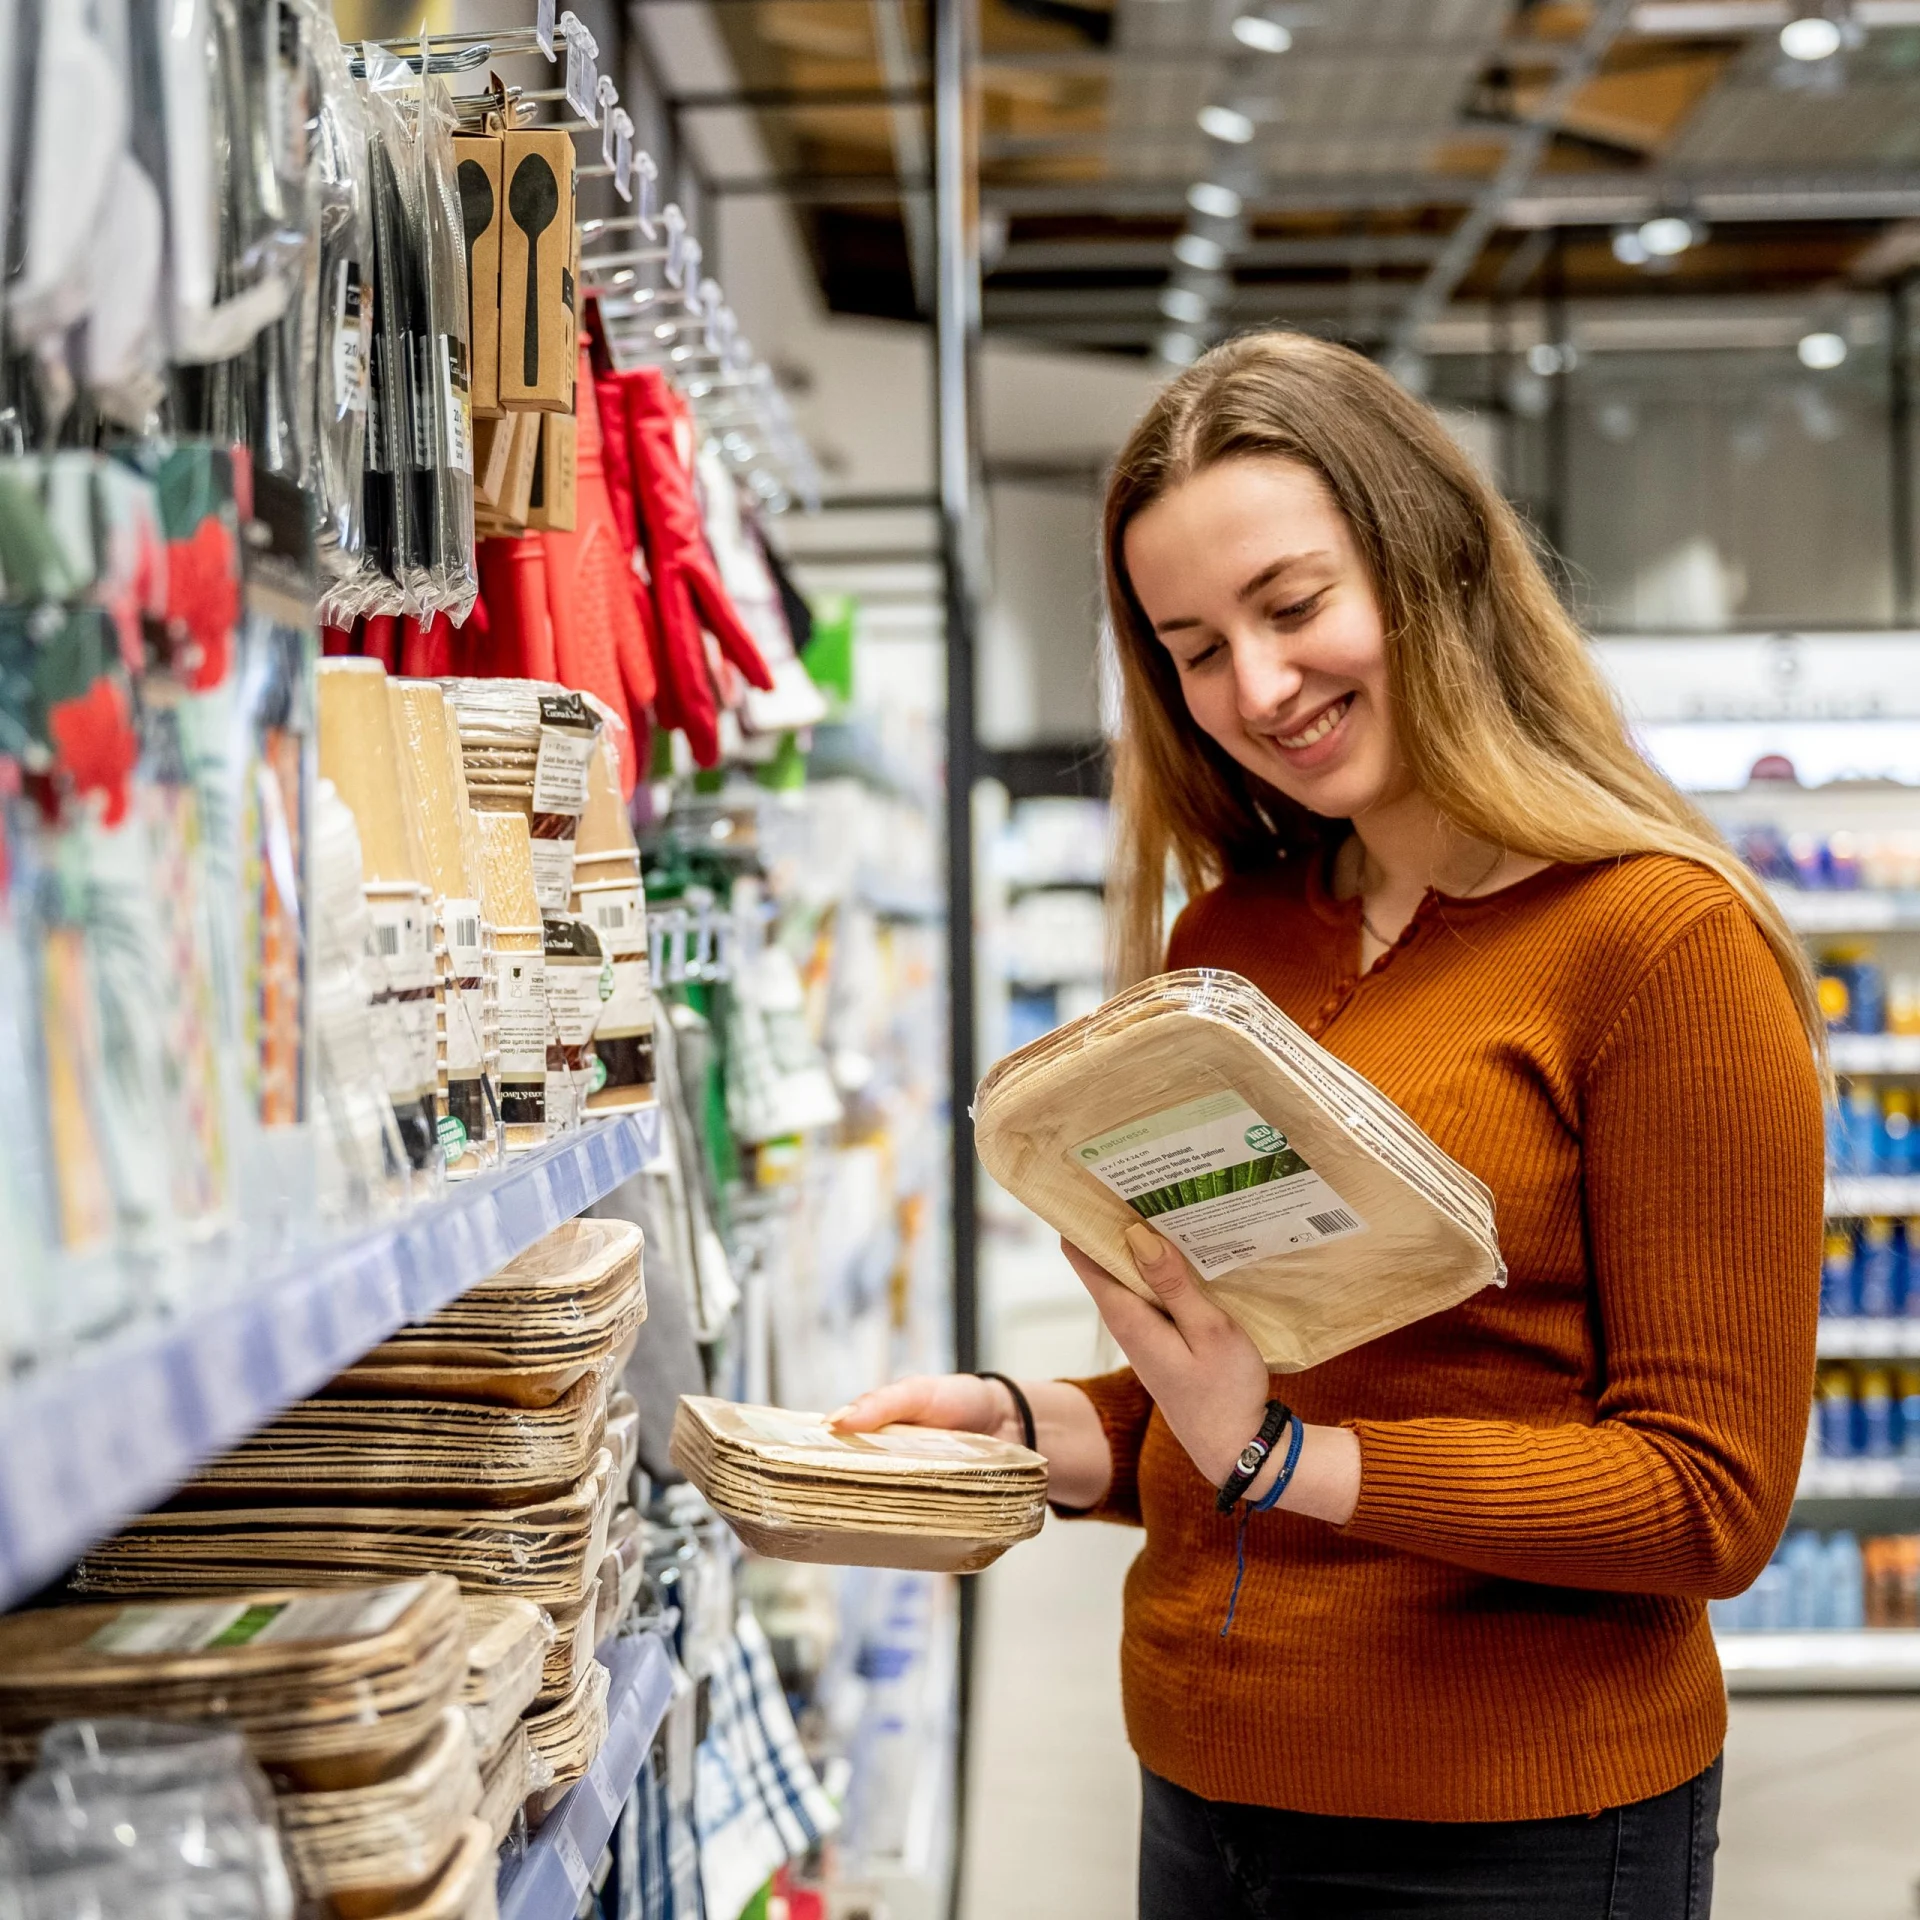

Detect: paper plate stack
[671, 1398, 1048, 1574]
[341, 1218, 646, 1408]
[275, 1706, 482, 1917]
[476, 1723, 532, 1848]
[973, 968, 1506, 1371]
[522, 1661, 611, 1823]
[76, 1453, 618, 1609]
[0, 1580, 465, 1788]
[375, 1817, 498, 1920]
[181, 1370, 609, 1508]
[458, 1596, 549, 1759]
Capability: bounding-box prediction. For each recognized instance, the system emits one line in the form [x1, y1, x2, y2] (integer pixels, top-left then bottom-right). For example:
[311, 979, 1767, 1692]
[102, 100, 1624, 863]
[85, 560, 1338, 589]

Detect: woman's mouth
[1271, 693, 1353, 752]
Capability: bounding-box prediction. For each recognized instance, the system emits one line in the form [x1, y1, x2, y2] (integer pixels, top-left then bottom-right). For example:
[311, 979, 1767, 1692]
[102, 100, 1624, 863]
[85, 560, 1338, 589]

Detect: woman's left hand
[1066, 1222, 1363, 1523]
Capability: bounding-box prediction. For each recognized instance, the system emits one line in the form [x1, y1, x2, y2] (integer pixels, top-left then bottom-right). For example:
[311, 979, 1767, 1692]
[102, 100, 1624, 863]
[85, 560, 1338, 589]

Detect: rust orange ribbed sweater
[1066, 848, 1823, 1822]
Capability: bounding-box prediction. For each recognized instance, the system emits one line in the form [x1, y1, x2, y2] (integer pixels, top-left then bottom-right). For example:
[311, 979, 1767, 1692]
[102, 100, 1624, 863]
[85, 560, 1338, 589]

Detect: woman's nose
[1232, 638, 1303, 724]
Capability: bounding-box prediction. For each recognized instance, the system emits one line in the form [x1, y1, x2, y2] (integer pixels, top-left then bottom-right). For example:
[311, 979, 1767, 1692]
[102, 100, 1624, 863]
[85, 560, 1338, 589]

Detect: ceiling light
[1198, 104, 1256, 144]
[1779, 13, 1844, 59]
[1159, 285, 1211, 324]
[1173, 233, 1227, 271]
[1230, 14, 1293, 51]
[1158, 331, 1202, 367]
[1610, 225, 1649, 267]
[1637, 214, 1698, 258]
[1797, 329, 1848, 369]
[1187, 181, 1243, 219]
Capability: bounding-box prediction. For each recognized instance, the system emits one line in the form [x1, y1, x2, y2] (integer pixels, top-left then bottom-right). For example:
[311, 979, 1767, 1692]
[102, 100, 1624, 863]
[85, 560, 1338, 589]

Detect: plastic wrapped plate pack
[457, 1595, 550, 1756]
[670, 1397, 1048, 1574]
[972, 968, 1506, 1370]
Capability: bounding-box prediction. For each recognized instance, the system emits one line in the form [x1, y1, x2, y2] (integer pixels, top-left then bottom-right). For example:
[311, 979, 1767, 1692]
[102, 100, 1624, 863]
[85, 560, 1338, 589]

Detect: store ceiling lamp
[1610, 225, 1650, 267]
[1174, 233, 1227, 271]
[1637, 214, 1699, 257]
[1158, 331, 1202, 367]
[1159, 285, 1212, 324]
[1230, 15, 1293, 51]
[1780, 12, 1845, 58]
[1188, 181, 1243, 219]
[1198, 104, 1257, 144]
[1797, 329, 1848, 369]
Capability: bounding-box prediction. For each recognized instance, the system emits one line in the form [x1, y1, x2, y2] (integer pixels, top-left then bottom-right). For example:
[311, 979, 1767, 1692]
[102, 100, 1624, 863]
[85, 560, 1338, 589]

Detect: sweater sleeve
[1341, 903, 1823, 1597]
[1056, 1367, 1155, 1526]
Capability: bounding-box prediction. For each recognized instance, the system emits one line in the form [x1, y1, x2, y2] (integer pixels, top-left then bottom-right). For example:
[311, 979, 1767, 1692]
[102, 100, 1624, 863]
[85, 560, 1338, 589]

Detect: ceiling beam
[994, 234, 1448, 273]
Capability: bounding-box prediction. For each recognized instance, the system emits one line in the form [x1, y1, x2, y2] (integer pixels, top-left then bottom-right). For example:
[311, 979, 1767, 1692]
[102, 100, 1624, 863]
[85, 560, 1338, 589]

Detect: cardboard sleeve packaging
[498, 130, 576, 411]
[452, 135, 503, 416]
[528, 412, 578, 532]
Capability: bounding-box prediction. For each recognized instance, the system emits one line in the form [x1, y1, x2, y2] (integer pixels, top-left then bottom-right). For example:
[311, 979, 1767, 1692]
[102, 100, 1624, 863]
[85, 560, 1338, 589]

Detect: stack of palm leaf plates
[76, 1453, 617, 1609]
[377, 1816, 497, 1920]
[458, 1596, 549, 1759]
[476, 1722, 531, 1848]
[340, 1219, 645, 1408]
[973, 967, 1506, 1370]
[182, 1371, 608, 1508]
[522, 1661, 610, 1823]
[670, 1398, 1048, 1574]
[0, 1580, 465, 1788]
[276, 1706, 481, 1917]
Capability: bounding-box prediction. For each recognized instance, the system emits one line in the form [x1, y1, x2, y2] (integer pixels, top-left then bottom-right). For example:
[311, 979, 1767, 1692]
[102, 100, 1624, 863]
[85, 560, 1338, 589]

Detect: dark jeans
[1138, 1757, 1722, 1920]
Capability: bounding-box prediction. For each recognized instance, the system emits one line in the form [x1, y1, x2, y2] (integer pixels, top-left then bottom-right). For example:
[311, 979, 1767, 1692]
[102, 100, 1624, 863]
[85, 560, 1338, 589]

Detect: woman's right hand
[830, 1372, 1116, 1510]
[830, 1375, 1022, 1447]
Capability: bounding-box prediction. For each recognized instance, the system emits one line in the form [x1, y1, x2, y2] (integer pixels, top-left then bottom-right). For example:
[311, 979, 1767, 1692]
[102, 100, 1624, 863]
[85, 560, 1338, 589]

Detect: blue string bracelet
[1221, 1414, 1306, 1638]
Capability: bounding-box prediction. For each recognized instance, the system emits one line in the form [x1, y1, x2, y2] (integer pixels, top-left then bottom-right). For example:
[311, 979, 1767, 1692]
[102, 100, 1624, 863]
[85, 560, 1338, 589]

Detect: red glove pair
[614, 365, 773, 767]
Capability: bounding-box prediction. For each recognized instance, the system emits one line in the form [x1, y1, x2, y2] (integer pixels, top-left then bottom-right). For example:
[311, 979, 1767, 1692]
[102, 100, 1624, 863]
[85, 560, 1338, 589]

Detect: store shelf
[1826, 1176, 1920, 1215]
[1797, 1458, 1920, 1498]
[1718, 1629, 1920, 1693]
[1817, 1318, 1920, 1356]
[497, 1630, 676, 1920]
[1828, 1034, 1920, 1073]
[0, 1111, 661, 1610]
[1772, 889, 1920, 934]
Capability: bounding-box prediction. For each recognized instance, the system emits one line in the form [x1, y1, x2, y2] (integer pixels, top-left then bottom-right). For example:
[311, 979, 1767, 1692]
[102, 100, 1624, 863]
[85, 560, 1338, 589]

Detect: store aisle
[963, 1223, 1139, 1920]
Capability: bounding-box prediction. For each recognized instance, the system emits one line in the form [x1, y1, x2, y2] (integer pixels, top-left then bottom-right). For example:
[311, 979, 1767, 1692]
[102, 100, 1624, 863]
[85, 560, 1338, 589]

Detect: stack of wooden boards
[66, 1217, 648, 1891]
[670, 1398, 1048, 1574]
[0, 1579, 501, 1919]
[973, 968, 1506, 1371]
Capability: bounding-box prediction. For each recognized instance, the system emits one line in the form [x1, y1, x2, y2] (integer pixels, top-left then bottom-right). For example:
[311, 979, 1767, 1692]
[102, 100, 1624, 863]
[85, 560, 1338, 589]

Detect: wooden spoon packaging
[497, 130, 574, 411]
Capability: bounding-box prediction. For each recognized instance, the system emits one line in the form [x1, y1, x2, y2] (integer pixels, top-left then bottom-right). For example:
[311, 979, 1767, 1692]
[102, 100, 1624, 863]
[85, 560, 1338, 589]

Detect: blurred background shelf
[0, 1110, 661, 1610]
[1718, 1630, 1920, 1693]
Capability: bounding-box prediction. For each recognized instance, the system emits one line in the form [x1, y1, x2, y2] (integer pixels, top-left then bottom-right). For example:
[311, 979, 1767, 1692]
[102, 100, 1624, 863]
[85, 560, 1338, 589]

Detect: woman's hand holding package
[1069, 1223, 1362, 1524]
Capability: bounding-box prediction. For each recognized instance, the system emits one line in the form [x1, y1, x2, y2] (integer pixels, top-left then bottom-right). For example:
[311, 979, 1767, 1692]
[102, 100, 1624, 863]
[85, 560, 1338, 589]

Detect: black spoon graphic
[458, 158, 494, 337]
[507, 152, 559, 391]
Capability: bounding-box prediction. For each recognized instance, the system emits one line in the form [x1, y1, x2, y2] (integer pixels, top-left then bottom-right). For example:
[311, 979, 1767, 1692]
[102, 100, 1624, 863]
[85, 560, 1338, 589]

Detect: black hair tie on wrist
[973, 1371, 1037, 1452]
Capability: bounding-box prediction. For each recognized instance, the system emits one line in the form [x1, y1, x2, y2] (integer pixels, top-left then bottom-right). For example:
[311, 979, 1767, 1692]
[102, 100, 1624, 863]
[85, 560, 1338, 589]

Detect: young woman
[834, 332, 1824, 1919]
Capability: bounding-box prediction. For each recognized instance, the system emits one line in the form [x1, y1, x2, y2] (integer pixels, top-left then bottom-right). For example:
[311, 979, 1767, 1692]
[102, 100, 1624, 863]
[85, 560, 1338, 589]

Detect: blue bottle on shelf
[1781, 1530, 1822, 1629]
[1821, 1532, 1866, 1630]
[1842, 1081, 1880, 1173]
[1821, 1227, 1857, 1316]
[1818, 1367, 1855, 1457]
[1858, 1219, 1900, 1317]
[1858, 1367, 1896, 1457]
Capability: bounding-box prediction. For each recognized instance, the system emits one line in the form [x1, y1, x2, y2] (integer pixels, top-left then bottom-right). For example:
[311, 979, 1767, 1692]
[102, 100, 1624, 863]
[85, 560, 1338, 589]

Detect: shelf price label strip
[0, 1111, 659, 1608]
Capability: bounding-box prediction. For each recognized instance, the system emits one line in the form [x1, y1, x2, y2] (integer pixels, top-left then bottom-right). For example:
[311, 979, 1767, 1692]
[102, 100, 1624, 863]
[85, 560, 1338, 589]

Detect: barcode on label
[1307, 1209, 1358, 1237]
[454, 915, 479, 948]
[373, 922, 400, 957]
[595, 902, 625, 929]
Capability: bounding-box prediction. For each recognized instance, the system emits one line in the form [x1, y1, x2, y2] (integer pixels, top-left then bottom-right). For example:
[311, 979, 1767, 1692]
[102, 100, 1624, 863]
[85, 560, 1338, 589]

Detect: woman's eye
[1269, 589, 1325, 626]
[1177, 640, 1224, 672]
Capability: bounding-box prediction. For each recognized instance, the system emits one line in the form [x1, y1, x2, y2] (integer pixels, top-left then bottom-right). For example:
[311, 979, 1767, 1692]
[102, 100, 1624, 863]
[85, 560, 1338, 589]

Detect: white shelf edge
[1795, 1459, 1920, 1498]
[0, 1110, 661, 1609]
[1828, 1034, 1920, 1073]
[1718, 1629, 1920, 1693]
[1771, 888, 1920, 935]
[1825, 1177, 1920, 1215]
[1815, 1318, 1920, 1357]
[498, 1631, 675, 1920]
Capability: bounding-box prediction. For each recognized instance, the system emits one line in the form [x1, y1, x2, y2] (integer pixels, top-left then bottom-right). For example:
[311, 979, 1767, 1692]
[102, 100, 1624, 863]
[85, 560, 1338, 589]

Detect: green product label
[208, 1603, 286, 1648]
[438, 1114, 469, 1162]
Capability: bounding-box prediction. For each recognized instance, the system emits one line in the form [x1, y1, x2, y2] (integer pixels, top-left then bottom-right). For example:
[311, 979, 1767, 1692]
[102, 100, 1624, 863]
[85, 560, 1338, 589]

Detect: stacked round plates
[276, 1706, 481, 1917]
[522, 1661, 610, 1822]
[182, 1371, 608, 1508]
[441, 680, 541, 819]
[340, 1219, 645, 1409]
[0, 1580, 466, 1787]
[973, 967, 1507, 1371]
[458, 1596, 548, 1758]
[670, 1398, 1048, 1574]
[76, 1453, 618, 1609]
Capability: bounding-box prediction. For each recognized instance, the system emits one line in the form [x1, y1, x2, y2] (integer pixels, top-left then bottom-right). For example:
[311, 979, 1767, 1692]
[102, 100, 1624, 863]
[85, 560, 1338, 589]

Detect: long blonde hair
[1104, 330, 1823, 1060]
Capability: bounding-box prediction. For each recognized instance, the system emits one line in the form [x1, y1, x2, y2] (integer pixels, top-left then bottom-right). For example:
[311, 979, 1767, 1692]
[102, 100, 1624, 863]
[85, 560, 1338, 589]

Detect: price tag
[586, 1754, 623, 1824]
[611, 110, 635, 202]
[634, 152, 658, 234]
[561, 13, 600, 124]
[553, 1827, 590, 1899]
[536, 0, 556, 59]
[662, 204, 686, 287]
[599, 77, 620, 171]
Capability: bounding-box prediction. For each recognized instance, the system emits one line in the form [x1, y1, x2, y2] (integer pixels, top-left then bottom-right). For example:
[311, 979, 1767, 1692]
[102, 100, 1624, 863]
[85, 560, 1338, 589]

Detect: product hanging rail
[0, 1111, 660, 1613]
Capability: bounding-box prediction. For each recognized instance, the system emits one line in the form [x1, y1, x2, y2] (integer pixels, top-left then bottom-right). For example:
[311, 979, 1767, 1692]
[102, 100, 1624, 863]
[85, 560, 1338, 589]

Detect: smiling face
[1123, 455, 1410, 826]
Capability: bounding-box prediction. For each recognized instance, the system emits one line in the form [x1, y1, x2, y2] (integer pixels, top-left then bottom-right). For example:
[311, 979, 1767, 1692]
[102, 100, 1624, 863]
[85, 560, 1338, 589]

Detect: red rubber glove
[592, 368, 663, 734]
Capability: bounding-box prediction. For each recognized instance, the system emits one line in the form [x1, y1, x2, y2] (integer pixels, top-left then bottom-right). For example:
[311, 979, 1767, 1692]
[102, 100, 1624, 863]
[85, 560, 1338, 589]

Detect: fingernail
[1124, 1223, 1165, 1264]
[827, 1404, 856, 1425]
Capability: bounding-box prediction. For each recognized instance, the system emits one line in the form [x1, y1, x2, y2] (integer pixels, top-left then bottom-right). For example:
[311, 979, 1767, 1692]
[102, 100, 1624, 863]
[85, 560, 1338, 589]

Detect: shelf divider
[0, 1110, 660, 1609]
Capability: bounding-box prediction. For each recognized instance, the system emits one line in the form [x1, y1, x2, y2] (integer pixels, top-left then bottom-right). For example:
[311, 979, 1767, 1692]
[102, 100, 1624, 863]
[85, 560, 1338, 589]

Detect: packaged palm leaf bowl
[670, 1397, 1048, 1574]
[973, 968, 1505, 1371]
[0, 1579, 465, 1788]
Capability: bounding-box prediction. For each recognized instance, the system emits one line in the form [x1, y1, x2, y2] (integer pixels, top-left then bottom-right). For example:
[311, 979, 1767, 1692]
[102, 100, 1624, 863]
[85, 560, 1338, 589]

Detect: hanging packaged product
[478, 811, 548, 1153]
[497, 128, 577, 410]
[542, 913, 608, 1134]
[526, 411, 578, 534]
[317, 660, 443, 1181]
[974, 969, 1507, 1370]
[451, 133, 505, 417]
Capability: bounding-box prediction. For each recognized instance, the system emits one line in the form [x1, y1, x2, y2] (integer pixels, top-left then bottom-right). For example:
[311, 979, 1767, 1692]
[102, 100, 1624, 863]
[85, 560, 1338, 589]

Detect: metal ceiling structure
[632, 0, 1920, 358]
